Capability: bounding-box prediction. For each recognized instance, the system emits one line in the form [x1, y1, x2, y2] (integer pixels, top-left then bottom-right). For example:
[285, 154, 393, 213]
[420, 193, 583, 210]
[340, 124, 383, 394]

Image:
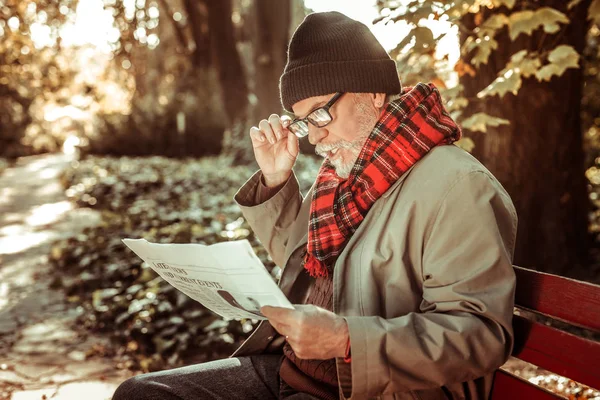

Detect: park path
[0, 153, 133, 400]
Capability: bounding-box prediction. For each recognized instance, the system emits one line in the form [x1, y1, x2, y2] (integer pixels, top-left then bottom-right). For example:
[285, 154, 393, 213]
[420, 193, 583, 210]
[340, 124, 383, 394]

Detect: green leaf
[454, 97, 469, 108]
[536, 7, 570, 34]
[461, 113, 510, 133]
[535, 64, 563, 81]
[480, 14, 509, 31]
[492, 0, 516, 9]
[507, 8, 569, 40]
[391, 26, 435, 58]
[506, 50, 542, 78]
[454, 137, 476, 153]
[508, 50, 528, 64]
[477, 69, 522, 98]
[589, 0, 600, 23]
[450, 110, 463, 122]
[441, 84, 465, 99]
[412, 26, 435, 50]
[445, 97, 469, 112]
[507, 10, 536, 40]
[471, 36, 499, 67]
[548, 44, 579, 65]
[534, 45, 580, 81]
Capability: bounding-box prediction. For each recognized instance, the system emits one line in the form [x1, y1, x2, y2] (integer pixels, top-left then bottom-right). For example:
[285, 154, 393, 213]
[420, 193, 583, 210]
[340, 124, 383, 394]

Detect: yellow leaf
[431, 77, 447, 89]
[567, 0, 583, 10]
[413, 26, 435, 50]
[477, 69, 522, 98]
[454, 138, 476, 153]
[461, 112, 510, 133]
[589, 0, 600, 23]
[515, 58, 542, 78]
[441, 84, 465, 99]
[492, 0, 516, 9]
[454, 59, 476, 77]
[455, 98, 469, 108]
[445, 97, 469, 112]
[472, 36, 499, 67]
[475, 13, 484, 26]
[535, 45, 580, 81]
[548, 44, 580, 65]
[507, 10, 536, 40]
[536, 7, 570, 34]
[509, 50, 528, 64]
[391, 26, 435, 57]
[506, 50, 542, 78]
[507, 8, 569, 40]
[480, 14, 509, 31]
[535, 65, 562, 81]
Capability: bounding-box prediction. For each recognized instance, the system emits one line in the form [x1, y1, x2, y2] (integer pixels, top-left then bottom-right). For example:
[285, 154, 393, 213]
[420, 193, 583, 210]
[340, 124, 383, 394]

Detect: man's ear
[372, 93, 386, 108]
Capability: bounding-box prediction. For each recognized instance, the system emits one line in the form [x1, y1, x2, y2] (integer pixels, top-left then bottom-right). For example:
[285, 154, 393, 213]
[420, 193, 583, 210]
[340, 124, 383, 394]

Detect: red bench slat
[511, 315, 600, 390]
[514, 266, 600, 332]
[495, 267, 600, 398]
[492, 370, 563, 399]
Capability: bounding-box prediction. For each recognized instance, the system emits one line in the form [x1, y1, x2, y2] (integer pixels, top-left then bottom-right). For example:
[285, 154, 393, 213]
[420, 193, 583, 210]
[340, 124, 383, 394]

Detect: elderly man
[113, 11, 517, 400]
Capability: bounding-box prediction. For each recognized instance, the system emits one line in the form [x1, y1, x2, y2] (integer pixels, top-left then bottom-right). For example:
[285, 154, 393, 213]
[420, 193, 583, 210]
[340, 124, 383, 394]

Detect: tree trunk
[252, 0, 291, 120]
[183, 0, 251, 162]
[459, 0, 591, 276]
[205, 0, 249, 123]
[216, 0, 293, 165]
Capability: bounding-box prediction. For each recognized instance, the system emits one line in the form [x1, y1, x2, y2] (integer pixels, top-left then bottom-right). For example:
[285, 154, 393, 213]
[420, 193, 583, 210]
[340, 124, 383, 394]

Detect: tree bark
[205, 0, 249, 123]
[251, 0, 291, 120]
[459, 0, 591, 276]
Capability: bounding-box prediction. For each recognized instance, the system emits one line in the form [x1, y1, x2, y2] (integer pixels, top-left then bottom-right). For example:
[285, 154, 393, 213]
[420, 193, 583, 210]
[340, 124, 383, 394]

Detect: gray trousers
[112, 355, 321, 400]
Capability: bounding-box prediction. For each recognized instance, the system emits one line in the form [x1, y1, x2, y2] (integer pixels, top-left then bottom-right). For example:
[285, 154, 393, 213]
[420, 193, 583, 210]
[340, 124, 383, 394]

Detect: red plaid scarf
[302, 83, 462, 278]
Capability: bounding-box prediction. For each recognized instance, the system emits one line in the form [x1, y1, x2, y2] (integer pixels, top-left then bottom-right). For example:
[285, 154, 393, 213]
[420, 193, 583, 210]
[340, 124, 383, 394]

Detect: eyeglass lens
[289, 108, 333, 137]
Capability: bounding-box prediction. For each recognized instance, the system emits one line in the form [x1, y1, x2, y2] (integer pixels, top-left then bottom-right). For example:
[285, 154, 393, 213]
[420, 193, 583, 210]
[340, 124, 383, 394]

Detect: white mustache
[315, 138, 364, 157]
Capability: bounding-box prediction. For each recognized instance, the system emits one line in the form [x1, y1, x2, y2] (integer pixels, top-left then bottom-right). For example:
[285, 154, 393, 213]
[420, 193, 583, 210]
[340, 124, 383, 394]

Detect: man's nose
[308, 125, 328, 145]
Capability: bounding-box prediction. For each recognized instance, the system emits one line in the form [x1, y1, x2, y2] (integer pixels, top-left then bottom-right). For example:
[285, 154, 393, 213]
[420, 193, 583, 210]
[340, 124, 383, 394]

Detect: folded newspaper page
[122, 238, 294, 320]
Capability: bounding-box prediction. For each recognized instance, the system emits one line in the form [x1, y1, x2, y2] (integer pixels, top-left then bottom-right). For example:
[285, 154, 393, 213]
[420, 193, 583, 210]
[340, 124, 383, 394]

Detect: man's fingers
[280, 114, 292, 127]
[268, 114, 284, 141]
[287, 131, 299, 160]
[266, 318, 292, 336]
[261, 305, 296, 325]
[249, 126, 265, 144]
[252, 115, 290, 146]
[258, 119, 276, 145]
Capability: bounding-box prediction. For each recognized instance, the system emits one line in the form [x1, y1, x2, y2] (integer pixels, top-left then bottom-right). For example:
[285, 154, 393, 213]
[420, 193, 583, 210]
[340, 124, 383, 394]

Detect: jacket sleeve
[340, 171, 518, 398]
[234, 170, 303, 268]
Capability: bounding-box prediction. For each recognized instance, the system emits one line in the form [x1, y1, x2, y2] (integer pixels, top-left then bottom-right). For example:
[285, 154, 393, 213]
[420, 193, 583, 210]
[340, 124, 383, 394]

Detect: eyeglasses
[287, 92, 344, 138]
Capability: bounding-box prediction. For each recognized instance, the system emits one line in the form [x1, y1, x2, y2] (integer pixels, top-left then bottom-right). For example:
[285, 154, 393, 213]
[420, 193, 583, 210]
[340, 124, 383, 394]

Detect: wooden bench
[491, 266, 600, 398]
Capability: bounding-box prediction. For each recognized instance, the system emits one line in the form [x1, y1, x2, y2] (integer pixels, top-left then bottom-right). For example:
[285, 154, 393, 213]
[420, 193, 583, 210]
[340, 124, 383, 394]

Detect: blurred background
[0, 0, 599, 399]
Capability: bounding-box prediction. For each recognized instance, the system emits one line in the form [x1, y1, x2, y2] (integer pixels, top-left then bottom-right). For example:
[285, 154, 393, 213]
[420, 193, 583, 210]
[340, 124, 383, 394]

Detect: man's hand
[249, 114, 299, 187]
[261, 304, 349, 360]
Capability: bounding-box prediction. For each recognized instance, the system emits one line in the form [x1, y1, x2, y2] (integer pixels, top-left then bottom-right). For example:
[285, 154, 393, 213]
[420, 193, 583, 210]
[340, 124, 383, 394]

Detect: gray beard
[316, 97, 379, 179]
[330, 145, 362, 179]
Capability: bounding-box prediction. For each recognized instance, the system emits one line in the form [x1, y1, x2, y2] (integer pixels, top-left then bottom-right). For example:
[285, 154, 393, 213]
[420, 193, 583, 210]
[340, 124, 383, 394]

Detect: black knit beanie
[279, 11, 401, 112]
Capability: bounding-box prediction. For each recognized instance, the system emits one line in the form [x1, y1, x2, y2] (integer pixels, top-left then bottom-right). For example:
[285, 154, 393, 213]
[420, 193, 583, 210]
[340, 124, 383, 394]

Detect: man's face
[292, 93, 382, 179]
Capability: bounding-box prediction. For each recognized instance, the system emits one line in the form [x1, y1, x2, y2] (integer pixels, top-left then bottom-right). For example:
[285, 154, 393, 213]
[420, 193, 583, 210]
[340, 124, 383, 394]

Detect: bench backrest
[491, 266, 600, 398]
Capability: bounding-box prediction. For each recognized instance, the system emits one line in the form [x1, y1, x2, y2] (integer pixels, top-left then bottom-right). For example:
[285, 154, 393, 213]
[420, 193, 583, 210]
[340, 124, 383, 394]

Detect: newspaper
[122, 238, 294, 320]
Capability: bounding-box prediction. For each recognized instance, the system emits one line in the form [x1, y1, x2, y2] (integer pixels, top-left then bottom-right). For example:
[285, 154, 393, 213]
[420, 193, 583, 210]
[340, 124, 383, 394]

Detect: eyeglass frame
[287, 92, 344, 138]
